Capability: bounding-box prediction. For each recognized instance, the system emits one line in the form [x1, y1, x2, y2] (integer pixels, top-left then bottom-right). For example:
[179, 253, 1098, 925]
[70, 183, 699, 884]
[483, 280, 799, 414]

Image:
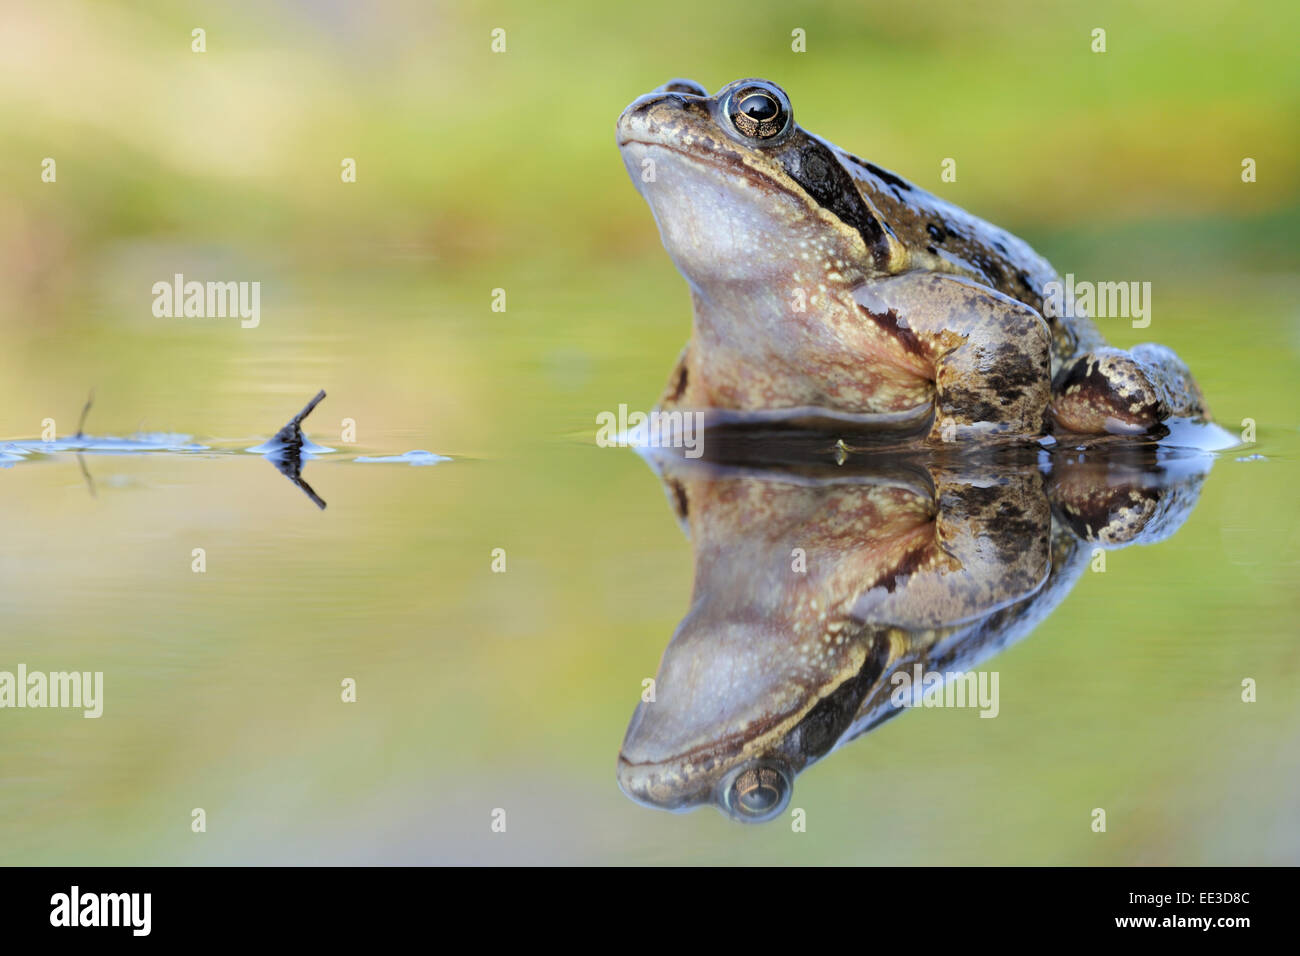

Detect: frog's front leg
[852, 273, 1052, 442]
[850, 469, 1051, 629]
[1050, 344, 1209, 434]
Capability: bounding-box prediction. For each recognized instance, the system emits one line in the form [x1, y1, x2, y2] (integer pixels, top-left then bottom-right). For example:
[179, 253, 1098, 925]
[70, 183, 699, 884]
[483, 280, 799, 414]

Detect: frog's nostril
[718, 760, 793, 823]
[624, 92, 679, 120]
[656, 78, 708, 97]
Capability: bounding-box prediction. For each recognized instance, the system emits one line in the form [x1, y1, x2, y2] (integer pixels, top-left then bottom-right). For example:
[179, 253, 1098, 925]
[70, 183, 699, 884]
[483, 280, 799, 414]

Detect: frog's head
[617, 609, 883, 823]
[615, 462, 907, 823]
[616, 79, 898, 301]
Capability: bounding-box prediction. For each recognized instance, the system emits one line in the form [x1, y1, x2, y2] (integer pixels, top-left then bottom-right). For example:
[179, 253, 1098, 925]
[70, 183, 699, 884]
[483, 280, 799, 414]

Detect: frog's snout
[615, 753, 710, 814]
[616, 86, 708, 148]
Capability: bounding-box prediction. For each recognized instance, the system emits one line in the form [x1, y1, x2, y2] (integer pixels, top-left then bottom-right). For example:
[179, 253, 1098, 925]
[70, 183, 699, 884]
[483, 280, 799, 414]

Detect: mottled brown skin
[617, 446, 1211, 821]
[1052, 343, 1208, 434]
[617, 79, 1209, 440]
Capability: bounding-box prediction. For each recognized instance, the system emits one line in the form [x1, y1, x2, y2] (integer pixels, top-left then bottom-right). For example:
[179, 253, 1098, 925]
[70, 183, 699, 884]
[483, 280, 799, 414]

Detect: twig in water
[77, 452, 97, 498]
[75, 388, 95, 439]
[265, 390, 328, 510]
[271, 389, 327, 450]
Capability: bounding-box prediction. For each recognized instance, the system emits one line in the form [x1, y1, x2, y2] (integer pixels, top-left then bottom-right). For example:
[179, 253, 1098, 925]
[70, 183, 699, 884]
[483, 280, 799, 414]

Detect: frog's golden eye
[720, 80, 792, 143]
[718, 760, 792, 823]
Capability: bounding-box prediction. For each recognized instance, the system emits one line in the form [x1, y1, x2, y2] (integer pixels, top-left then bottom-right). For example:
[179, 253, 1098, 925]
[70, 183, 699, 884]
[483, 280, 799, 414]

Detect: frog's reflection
[617, 433, 1215, 823]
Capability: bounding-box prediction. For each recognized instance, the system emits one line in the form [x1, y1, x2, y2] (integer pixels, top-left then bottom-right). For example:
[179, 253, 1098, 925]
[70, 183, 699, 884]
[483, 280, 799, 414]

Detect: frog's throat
[625, 140, 880, 284]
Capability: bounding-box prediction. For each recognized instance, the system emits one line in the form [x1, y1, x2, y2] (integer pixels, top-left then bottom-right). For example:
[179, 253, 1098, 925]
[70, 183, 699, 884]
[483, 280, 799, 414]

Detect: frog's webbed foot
[853, 273, 1052, 443]
[1048, 457, 1210, 548]
[1050, 344, 1208, 435]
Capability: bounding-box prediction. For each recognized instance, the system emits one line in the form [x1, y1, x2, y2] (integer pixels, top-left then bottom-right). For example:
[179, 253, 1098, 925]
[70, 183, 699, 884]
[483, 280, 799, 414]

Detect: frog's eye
[717, 760, 792, 823]
[720, 81, 792, 143]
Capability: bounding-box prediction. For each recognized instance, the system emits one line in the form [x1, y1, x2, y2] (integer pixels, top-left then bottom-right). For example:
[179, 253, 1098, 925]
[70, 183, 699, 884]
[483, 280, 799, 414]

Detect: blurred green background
[0, 0, 1297, 863]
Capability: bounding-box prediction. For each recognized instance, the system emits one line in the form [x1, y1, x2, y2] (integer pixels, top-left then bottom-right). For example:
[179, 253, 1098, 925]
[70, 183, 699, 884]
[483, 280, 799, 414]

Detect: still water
[0, 291, 1296, 864]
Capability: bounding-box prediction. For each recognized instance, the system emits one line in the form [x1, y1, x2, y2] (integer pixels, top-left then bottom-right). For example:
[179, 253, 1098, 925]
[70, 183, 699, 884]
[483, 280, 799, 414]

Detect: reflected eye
[718, 760, 792, 823]
[721, 80, 792, 142]
[737, 91, 780, 122]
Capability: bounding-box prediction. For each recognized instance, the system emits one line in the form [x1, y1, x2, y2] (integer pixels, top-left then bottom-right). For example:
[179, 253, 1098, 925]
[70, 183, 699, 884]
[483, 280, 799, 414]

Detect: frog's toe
[1051, 345, 1208, 434]
[1051, 348, 1166, 434]
[1129, 343, 1209, 421]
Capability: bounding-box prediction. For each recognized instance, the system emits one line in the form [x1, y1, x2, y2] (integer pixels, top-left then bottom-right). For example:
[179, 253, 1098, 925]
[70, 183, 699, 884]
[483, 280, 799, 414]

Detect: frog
[616, 79, 1209, 441]
[616, 443, 1213, 821]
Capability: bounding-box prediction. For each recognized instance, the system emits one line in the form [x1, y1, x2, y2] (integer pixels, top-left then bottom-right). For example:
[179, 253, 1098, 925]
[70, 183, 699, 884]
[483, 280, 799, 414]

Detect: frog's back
[832, 144, 1105, 360]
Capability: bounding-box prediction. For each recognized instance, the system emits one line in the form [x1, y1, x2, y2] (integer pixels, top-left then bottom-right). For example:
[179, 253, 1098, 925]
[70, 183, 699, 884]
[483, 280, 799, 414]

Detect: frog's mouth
[616, 707, 797, 815]
[619, 137, 812, 209]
